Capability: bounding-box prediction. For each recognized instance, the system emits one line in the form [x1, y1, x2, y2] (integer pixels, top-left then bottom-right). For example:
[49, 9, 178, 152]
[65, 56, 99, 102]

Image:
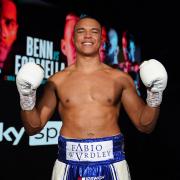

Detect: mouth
[82, 42, 94, 46]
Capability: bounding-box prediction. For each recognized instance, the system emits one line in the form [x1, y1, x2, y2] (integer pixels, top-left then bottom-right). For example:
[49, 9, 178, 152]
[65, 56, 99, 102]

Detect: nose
[84, 31, 92, 39]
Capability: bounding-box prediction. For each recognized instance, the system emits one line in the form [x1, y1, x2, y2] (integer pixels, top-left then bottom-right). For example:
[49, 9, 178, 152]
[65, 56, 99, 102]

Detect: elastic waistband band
[58, 134, 125, 165]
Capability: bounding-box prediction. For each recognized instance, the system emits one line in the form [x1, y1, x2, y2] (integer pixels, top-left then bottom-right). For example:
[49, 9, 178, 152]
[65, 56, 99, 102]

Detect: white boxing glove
[139, 59, 168, 107]
[16, 62, 44, 110]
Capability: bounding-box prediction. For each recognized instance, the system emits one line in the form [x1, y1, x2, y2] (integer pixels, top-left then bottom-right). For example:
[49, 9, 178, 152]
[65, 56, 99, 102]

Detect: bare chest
[57, 73, 122, 107]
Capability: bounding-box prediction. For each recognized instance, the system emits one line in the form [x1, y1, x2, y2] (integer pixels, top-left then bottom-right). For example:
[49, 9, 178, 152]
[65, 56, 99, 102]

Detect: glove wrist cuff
[146, 90, 163, 107]
[19, 90, 36, 111]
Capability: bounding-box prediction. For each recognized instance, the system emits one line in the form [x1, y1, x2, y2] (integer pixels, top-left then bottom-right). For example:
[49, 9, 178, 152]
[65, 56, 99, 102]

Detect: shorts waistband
[57, 134, 125, 165]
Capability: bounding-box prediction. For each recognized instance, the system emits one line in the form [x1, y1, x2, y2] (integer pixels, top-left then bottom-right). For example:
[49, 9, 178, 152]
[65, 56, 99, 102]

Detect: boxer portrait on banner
[120, 31, 141, 95]
[0, 0, 18, 75]
[61, 13, 79, 66]
[16, 16, 168, 179]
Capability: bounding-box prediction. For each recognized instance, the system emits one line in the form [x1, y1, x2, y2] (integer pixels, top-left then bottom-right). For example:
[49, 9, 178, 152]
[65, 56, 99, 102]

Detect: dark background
[0, 0, 178, 179]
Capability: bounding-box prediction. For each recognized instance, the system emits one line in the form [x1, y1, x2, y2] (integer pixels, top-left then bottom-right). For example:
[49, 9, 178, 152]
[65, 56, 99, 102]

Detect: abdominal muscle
[59, 104, 121, 139]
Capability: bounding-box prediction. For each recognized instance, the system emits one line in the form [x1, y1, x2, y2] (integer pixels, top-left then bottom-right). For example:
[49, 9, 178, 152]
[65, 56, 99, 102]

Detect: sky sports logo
[0, 121, 62, 146]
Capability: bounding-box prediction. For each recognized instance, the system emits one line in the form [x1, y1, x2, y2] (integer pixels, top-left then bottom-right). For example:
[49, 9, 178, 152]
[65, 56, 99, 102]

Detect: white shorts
[52, 159, 131, 180]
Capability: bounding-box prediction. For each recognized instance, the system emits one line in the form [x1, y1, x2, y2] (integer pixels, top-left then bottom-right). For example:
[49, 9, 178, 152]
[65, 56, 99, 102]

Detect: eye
[5, 19, 16, 28]
[92, 30, 98, 33]
[76, 29, 84, 33]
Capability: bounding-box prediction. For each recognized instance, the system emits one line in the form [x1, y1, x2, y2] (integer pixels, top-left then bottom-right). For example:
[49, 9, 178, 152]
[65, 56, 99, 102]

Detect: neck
[75, 54, 102, 73]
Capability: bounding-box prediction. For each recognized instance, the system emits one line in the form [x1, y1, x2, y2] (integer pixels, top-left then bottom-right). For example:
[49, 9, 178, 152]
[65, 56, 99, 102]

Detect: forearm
[138, 59, 168, 133]
[16, 62, 45, 135]
[139, 105, 160, 133]
[21, 108, 43, 135]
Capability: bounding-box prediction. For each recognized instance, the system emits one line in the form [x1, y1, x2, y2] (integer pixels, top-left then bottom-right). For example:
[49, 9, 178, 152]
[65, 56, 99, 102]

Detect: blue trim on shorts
[57, 134, 125, 165]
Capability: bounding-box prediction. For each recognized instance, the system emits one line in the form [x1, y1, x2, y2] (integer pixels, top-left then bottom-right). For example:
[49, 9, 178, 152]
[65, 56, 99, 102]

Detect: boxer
[16, 16, 168, 180]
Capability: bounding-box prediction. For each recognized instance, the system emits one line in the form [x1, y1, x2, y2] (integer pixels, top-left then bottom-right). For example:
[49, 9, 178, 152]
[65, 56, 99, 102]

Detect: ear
[61, 39, 66, 56]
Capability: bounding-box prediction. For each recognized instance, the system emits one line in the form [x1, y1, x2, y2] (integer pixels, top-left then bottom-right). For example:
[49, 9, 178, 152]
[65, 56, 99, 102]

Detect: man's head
[107, 28, 119, 65]
[122, 31, 129, 61]
[129, 39, 136, 62]
[108, 28, 119, 55]
[122, 31, 136, 62]
[61, 13, 79, 66]
[122, 31, 128, 48]
[0, 0, 18, 68]
[73, 16, 102, 58]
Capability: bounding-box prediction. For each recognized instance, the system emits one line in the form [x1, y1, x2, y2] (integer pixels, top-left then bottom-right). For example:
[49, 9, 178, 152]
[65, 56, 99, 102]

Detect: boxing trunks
[51, 134, 131, 180]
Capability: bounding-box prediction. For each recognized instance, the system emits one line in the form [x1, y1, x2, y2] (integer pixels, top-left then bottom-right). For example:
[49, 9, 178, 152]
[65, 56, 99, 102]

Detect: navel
[87, 133, 95, 138]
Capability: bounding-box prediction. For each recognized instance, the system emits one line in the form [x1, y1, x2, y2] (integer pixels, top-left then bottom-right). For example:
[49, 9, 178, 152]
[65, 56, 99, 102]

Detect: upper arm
[37, 79, 57, 127]
[121, 74, 145, 128]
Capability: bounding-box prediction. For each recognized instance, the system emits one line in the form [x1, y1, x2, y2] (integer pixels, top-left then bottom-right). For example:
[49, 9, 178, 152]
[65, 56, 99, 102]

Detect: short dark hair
[74, 14, 102, 31]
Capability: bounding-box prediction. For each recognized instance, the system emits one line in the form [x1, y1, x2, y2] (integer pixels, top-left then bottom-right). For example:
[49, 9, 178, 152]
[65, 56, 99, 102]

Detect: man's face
[108, 29, 118, 55]
[61, 14, 79, 66]
[129, 40, 136, 62]
[0, 0, 18, 67]
[74, 18, 102, 57]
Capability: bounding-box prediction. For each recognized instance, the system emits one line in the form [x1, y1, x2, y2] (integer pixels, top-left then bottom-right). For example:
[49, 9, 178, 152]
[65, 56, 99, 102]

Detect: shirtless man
[16, 16, 168, 180]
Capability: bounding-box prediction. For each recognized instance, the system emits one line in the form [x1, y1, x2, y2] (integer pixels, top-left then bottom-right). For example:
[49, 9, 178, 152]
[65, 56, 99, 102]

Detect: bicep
[37, 80, 57, 127]
[121, 77, 145, 127]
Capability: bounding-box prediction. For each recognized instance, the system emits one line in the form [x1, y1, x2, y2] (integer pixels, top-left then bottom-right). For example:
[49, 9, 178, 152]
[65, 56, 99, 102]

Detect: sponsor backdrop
[0, 0, 177, 180]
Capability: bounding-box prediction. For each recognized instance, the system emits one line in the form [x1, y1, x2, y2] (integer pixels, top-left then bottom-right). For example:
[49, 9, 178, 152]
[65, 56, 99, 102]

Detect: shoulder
[103, 65, 135, 88]
[45, 65, 75, 88]
[103, 64, 133, 81]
